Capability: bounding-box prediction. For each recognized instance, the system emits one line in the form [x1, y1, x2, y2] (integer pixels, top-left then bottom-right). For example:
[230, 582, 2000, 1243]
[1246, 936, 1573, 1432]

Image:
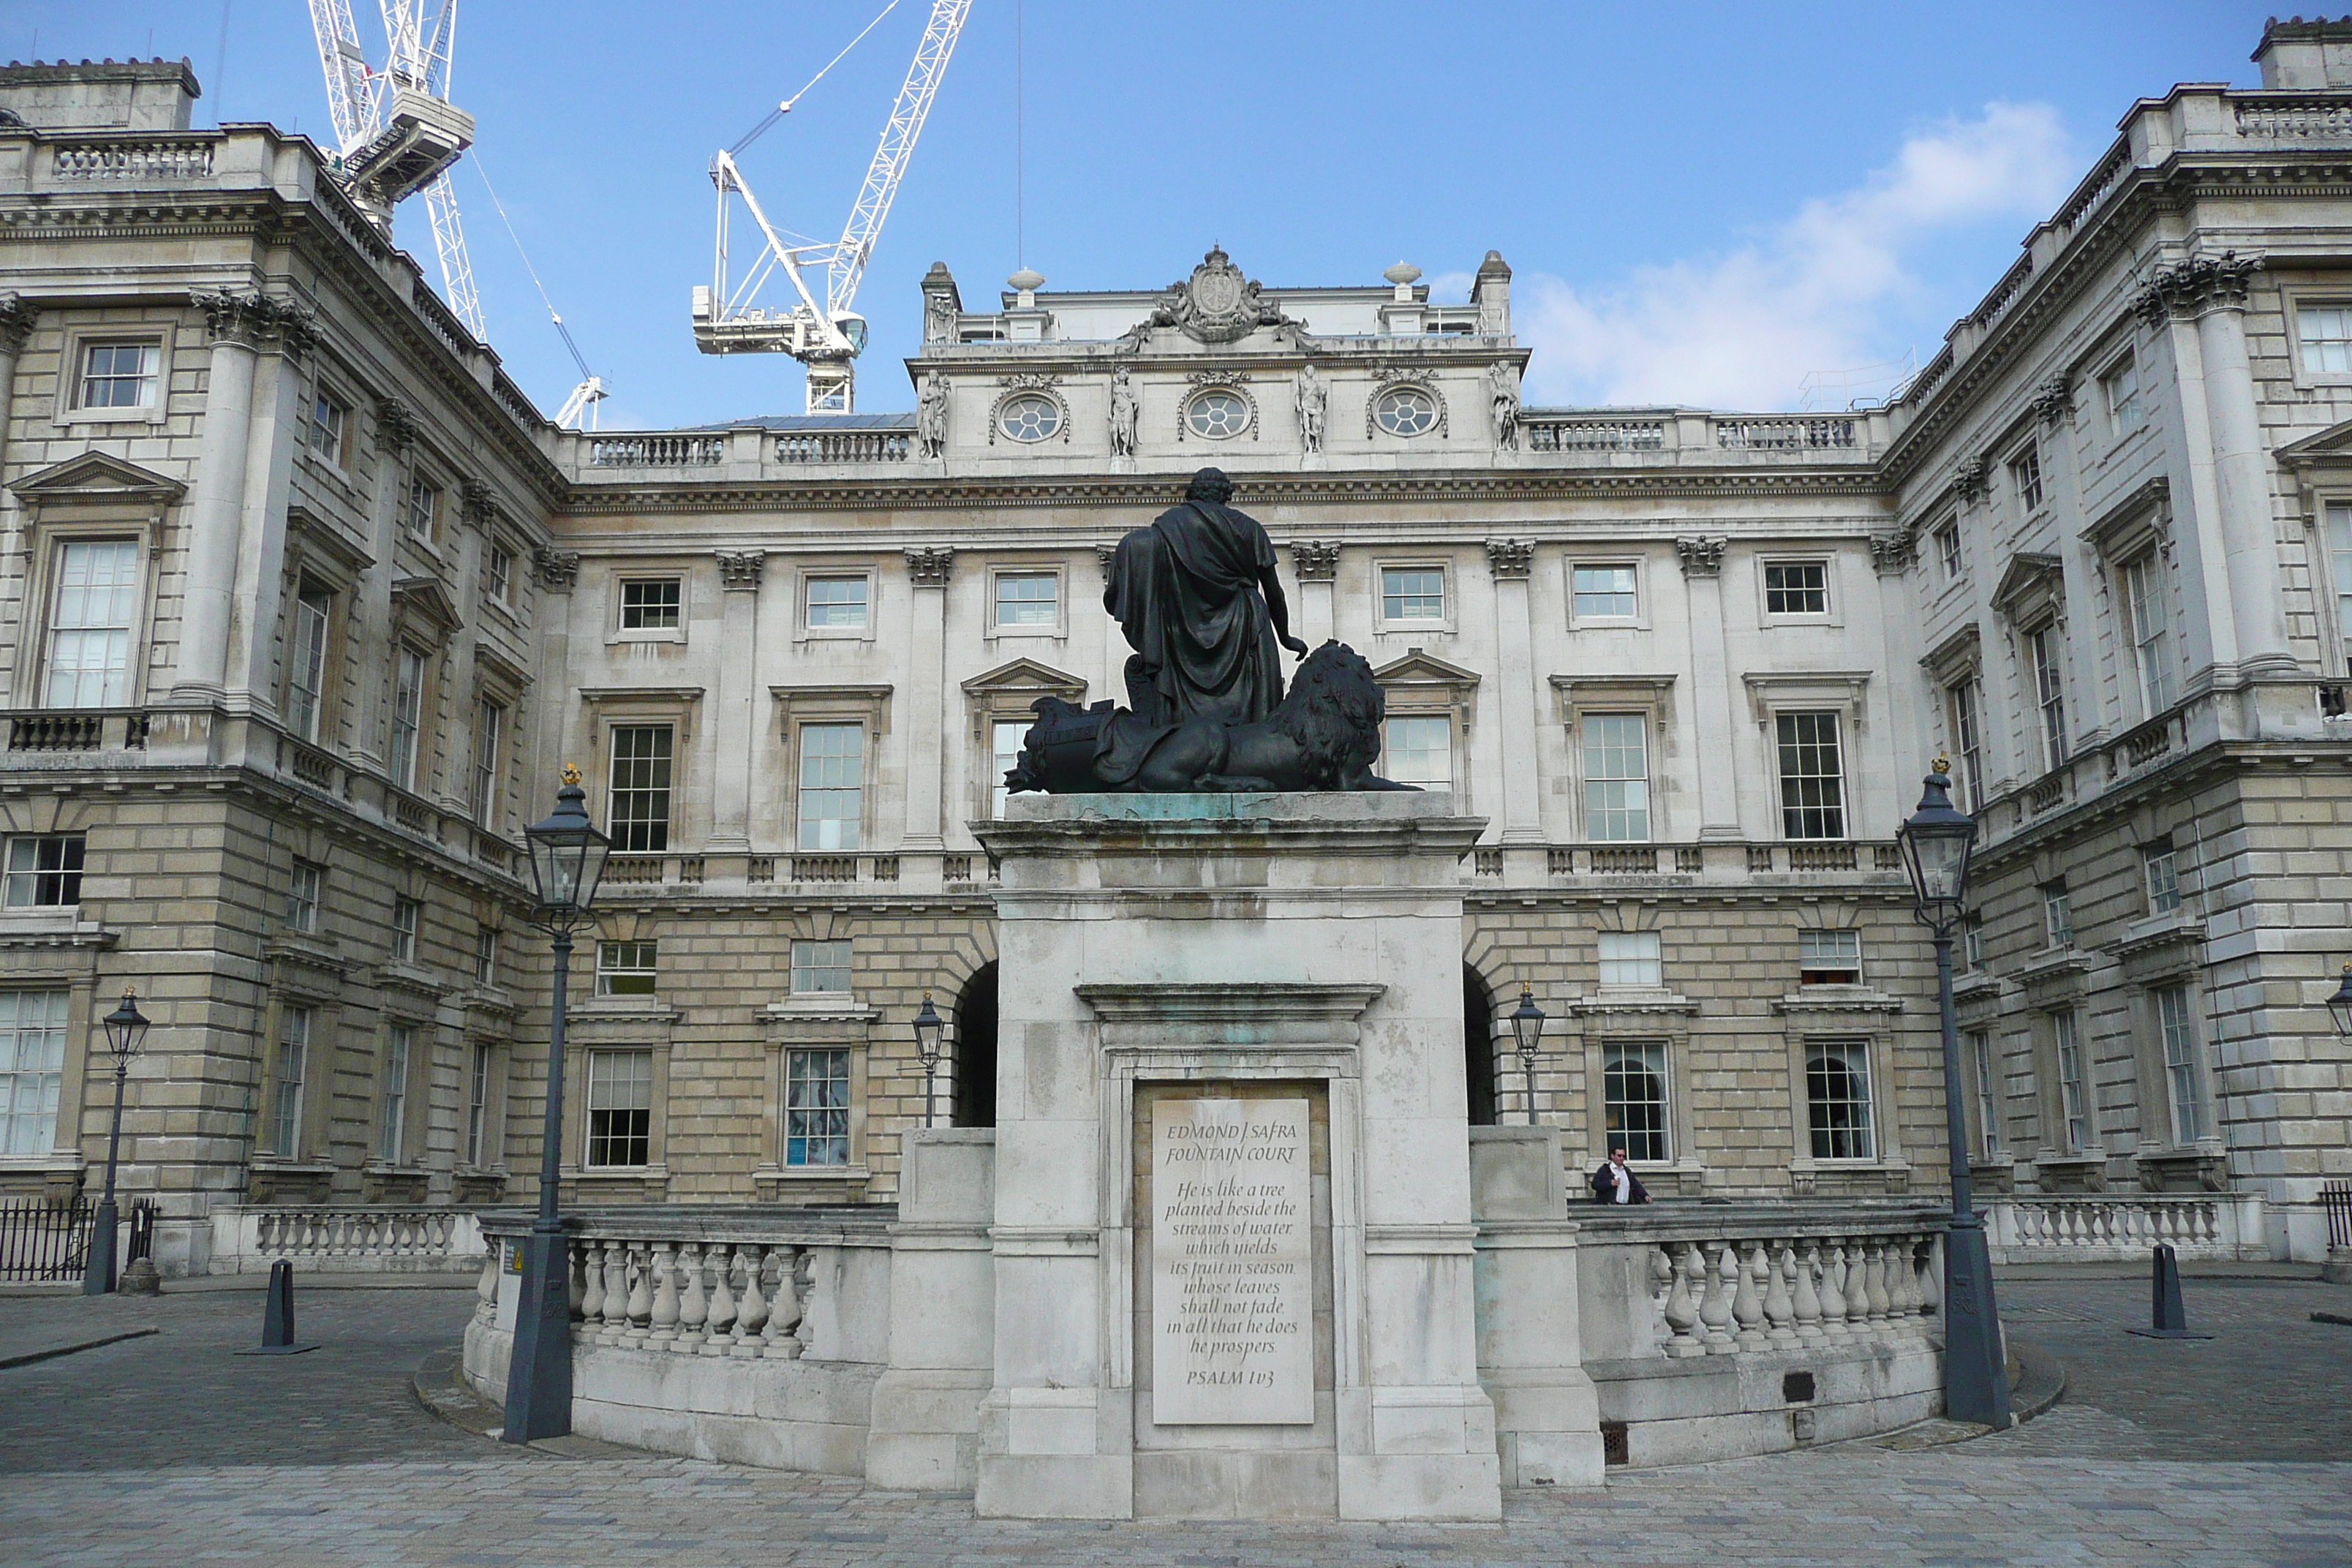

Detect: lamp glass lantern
[523, 767, 611, 921]
[1507, 987, 1545, 1061]
[912, 992, 946, 1128]
[1899, 758, 1977, 924]
[2327, 964, 2352, 1040]
[101, 988, 150, 1064]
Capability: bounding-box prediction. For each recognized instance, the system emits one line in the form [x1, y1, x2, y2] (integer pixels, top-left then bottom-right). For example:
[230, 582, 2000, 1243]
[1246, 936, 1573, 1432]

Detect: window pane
[1597, 930, 1662, 987]
[1602, 1043, 1669, 1162]
[608, 725, 673, 853]
[2328, 505, 2352, 646]
[585, 1049, 653, 1167]
[2301, 305, 2352, 374]
[391, 649, 426, 789]
[791, 939, 853, 995]
[2031, 627, 2068, 766]
[1382, 568, 1445, 621]
[595, 939, 658, 997]
[287, 588, 331, 742]
[1582, 715, 1649, 840]
[807, 576, 870, 628]
[4, 834, 84, 908]
[620, 579, 682, 630]
[471, 700, 504, 825]
[2054, 1011, 2089, 1151]
[377, 1026, 412, 1161]
[1970, 1031, 2002, 1158]
[45, 540, 140, 708]
[2125, 557, 2173, 713]
[79, 342, 159, 410]
[1382, 715, 1451, 789]
[992, 720, 1028, 817]
[1946, 680, 1982, 812]
[272, 1008, 309, 1158]
[785, 1047, 851, 1166]
[1798, 929, 1862, 984]
[466, 1041, 491, 1166]
[995, 573, 1058, 627]
[2145, 847, 2180, 914]
[1764, 562, 1828, 615]
[2158, 985, 2207, 1145]
[1806, 1041, 1874, 1160]
[797, 724, 864, 850]
[406, 479, 438, 538]
[0, 991, 69, 1156]
[1572, 565, 1637, 619]
[1775, 711, 1845, 839]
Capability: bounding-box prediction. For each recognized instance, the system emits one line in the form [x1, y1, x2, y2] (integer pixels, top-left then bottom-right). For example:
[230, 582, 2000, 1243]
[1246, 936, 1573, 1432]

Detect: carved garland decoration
[987, 372, 1071, 447]
[1365, 365, 1450, 440]
[1177, 369, 1259, 442]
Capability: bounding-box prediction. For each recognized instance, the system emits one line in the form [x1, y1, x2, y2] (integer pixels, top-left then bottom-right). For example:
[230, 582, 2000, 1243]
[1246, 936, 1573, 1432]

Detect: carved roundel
[1371, 384, 1442, 439]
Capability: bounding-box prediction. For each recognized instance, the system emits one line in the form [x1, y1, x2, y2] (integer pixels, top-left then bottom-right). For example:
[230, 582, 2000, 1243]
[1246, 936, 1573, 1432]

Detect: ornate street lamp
[1507, 987, 1547, 1126]
[504, 765, 610, 1444]
[2326, 963, 2352, 1040]
[80, 989, 150, 1295]
[912, 993, 946, 1128]
[1899, 758, 2010, 1430]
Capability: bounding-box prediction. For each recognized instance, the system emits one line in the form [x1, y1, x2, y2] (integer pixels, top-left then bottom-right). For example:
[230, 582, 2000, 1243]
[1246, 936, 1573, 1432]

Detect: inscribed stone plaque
[1150, 1096, 1314, 1425]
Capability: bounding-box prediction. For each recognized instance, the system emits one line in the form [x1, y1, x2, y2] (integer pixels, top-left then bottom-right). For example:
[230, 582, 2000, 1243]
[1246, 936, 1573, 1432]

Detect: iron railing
[2325, 1180, 2351, 1251]
[0, 1195, 92, 1283]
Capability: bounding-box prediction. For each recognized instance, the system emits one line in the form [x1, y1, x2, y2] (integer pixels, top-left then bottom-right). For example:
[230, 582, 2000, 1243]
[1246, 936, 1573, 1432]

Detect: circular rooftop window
[1373, 385, 1439, 437]
[1186, 388, 1251, 440]
[999, 393, 1062, 443]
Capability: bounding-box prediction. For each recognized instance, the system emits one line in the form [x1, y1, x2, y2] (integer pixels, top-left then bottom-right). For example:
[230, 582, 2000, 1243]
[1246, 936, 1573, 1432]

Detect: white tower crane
[304, 0, 485, 339]
[693, 0, 973, 414]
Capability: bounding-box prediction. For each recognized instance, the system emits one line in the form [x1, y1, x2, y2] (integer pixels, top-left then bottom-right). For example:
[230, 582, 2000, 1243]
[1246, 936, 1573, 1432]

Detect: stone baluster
[704, 1244, 739, 1357]
[475, 1244, 500, 1323]
[568, 1243, 589, 1320]
[1696, 1240, 1735, 1353]
[622, 1243, 655, 1348]
[769, 1245, 807, 1358]
[1817, 1240, 1850, 1337]
[1886, 1235, 1920, 1324]
[1660, 1243, 1702, 1357]
[647, 1243, 682, 1348]
[598, 1243, 631, 1344]
[1730, 1239, 1765, 1348]
[1763, 1240, 1797, 1343]
[675, 1242, 709, 1352]
[1862, 1238, 1893, 1329]
[734, 1244, 771, 1359]
[1918, 1234, 1942, 1321]
[1791, 1240, 1823, 1340]
[578, 1239, 606, 1332]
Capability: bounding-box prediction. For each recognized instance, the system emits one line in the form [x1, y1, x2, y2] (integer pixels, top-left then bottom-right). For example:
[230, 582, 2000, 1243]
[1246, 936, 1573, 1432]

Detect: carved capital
[1674, 535, 1727, 578]
[191, 290, 316, 353]
[716, 549, 766, 591]
[2136, 251, 2264, 323]
[1094, 543, 1120, 570]
[1289, 540, 1340, 581]
[1484, 538, 1534, 579]
[905, 546, 955, 587]
[2029, 375, 2074, 424]
[374, 396, 418, 453]
[1953, 457, 1989, 503]
[0, 293, 36, 355]
[533, 547, 579, 590]
[1868, 526, 1918, 576]
[460, 479, 499, 527]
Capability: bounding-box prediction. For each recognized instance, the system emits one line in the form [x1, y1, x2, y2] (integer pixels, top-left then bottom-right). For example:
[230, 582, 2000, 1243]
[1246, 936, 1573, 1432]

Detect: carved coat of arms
[1143, 246, 1293, 344]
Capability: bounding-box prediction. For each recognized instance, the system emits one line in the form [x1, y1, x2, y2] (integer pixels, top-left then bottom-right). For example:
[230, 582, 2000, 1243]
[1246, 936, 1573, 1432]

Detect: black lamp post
[912, 992, 945, 1128]
[1899, 758, 2010, 1431]
[1507, 987, 1547, 1126]
[504, 765, 610, 1444]
[2326, 963, 2352, 1040]
[80, 988, 151, 1295]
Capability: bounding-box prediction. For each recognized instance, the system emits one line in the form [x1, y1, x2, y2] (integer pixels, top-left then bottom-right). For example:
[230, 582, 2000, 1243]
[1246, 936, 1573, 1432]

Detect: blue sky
[9, 2, 2280, 424]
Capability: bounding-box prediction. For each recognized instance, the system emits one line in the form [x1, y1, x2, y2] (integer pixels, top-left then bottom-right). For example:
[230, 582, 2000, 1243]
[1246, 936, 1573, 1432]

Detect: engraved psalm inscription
[1150, 1097, 1314, 1425]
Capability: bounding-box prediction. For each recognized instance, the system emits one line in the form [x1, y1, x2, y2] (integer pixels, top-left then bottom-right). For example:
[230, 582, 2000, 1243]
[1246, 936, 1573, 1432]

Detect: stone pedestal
[971, 793, 1501, 1520]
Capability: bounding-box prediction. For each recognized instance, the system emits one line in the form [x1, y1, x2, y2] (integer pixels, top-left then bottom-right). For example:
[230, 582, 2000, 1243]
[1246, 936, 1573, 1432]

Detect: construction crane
[693, 0, 973, 414]
[304, 0, 484, 339]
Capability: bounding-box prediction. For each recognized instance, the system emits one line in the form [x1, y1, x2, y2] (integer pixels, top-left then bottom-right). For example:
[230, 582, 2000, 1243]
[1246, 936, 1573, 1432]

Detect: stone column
[1485, 539, 1542, 844]
[221, 302, 314, 716]
[0, 295, 36, 478]
[348, 402, 412, 767]
[529, 549, 581, 781]
[1868, 527, 1921, 821]
[902, 548, 954, 853]
[709, 550, 766, 851]
[172, 293, 271, 701]
[1289, 540, 1338, 646]
[1676, 538, 1741, 839]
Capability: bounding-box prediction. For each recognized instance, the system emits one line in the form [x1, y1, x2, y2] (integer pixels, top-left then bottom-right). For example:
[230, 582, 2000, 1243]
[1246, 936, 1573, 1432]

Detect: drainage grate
[1601, 1420, 1629, 1466]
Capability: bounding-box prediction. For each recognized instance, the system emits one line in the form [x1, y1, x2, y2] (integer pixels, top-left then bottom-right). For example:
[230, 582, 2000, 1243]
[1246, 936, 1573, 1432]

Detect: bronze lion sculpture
[1004, 641, 1416, 795]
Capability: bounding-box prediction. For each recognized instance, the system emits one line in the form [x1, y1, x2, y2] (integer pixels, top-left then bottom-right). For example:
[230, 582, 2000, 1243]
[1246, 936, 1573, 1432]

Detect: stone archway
[1463, 962, 1499, 1126]
[951, 960, 998, 1128]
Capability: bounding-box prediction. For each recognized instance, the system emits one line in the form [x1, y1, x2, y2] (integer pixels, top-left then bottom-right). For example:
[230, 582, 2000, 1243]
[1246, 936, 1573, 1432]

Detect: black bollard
[2127, 1242, 2213, 1340]
[234, 1259, 320, 1355]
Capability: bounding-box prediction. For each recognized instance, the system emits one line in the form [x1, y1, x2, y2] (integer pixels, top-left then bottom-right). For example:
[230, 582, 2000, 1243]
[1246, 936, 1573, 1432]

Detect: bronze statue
[1006, 467, 1409, 794]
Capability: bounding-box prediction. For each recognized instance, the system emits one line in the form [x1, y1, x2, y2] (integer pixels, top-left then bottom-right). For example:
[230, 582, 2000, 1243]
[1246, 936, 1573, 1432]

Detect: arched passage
[1463, 963, 1499, 1127]
[951, 961, 998, 1128]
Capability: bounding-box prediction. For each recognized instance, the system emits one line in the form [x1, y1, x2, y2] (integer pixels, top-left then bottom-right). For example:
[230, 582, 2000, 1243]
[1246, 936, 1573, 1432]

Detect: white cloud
[1517, 102, 2076, 412]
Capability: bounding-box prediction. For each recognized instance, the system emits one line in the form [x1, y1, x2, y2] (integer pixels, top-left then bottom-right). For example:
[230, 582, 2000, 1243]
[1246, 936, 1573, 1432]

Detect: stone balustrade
[1983, 1193, 2267, 1262]
[1646, 1224, 1940, 1357]
[209, 1205, 484, 1273]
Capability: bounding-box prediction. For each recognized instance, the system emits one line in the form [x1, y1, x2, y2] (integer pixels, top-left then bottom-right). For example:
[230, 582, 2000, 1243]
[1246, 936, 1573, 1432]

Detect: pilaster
[710, 549, 766, 851]
[903, 547, 954, 851]
[1676, 537, 1741, 839]
[1485, 539, 1541, 845]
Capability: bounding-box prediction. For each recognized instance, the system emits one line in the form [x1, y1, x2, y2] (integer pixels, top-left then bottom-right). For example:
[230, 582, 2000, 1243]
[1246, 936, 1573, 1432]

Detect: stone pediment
[2275, 415, 2352, 468]
[391, 575, 464, 638]
[1989, 552, 2065, 624]
[961, 657, 1088, 702]
[7, 451, 185, 517]
[1373, 649, 1482, 693]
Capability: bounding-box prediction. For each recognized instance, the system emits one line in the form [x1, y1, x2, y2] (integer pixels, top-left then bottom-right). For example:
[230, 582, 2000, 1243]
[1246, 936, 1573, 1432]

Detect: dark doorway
[951, 961, 998, 1128]
[1463, 965, 1499, 1126]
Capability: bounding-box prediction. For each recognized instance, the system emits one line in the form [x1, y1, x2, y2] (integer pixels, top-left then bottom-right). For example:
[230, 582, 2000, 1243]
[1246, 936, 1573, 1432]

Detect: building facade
[1, 23, 2348, 1275]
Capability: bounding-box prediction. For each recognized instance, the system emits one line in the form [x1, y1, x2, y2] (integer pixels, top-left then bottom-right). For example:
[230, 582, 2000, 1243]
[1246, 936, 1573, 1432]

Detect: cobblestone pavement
[0, 1275, 2346, 1567]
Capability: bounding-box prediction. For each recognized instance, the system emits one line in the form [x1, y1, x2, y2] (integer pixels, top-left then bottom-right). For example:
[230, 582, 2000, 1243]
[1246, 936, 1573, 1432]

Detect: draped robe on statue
[1095, 492, 1287, 785]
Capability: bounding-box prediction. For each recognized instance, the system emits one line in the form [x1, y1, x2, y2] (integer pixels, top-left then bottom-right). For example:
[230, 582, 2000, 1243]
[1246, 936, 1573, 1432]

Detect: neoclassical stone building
[2, 21, 2348, 1276]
